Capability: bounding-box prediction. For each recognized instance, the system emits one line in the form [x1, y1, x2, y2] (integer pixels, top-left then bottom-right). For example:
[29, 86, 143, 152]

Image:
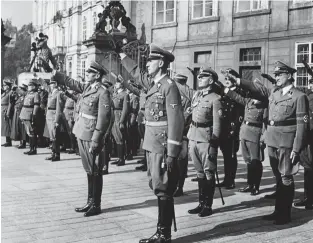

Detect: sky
[1, 1, 33, 29]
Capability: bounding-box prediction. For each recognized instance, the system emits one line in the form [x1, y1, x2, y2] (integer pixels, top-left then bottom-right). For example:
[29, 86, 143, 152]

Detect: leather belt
[65, 107, 74, 110]
[23, 105, 34, 108]
[140, 108, 145, 111]
[48, 107, 56, 110]
[243, 120, 262, 128]
[145, 121, 168, 127]
[191, 120, 213, 128]
[1, 104, 9, 106]
[79, 112, 97, 120]
[267, 120, 296, 126]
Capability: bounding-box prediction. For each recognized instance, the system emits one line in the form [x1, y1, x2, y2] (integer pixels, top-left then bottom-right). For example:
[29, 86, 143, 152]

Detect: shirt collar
[153, 74, 166, 84]
[282, 84, 293, 96]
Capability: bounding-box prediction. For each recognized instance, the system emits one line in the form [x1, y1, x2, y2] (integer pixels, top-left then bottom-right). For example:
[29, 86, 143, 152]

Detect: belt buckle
[194, 122, 198, 128]
[270, 120, 274, 126]
[245, 121, 249, 125]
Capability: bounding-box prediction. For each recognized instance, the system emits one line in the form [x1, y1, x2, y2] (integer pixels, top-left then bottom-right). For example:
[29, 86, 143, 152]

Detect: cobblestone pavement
[1, 138, 313, 243]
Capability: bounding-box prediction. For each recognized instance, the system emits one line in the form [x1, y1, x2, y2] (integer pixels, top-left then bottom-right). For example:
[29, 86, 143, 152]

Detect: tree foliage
[3, 19, 35, 80]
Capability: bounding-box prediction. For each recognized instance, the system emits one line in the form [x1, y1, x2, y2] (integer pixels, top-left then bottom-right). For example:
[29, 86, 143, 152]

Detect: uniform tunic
[53, 71, 112, 174]
[226, 89, 267, 163]
[10, 89, 27, 141]
[111, 89, 129, 144]
[1, 91, 12, 137]
[121, 56, 184, 197]
[240, 79, 310, 175]
[19, 91, 41, 137]
[187, 88, 223, 179]
[63, 96, 76, 133]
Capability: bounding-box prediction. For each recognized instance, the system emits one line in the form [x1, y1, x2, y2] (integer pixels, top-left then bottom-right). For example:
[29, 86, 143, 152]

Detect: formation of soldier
[2, 42, 313, 243]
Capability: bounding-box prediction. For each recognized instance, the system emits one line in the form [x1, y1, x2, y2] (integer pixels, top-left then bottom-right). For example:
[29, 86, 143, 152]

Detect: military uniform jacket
[39, 89, 48, 110]
[121, 56, 184, 157]
[1, 91, 10, 117]
[240, 79, 310, 153]
[19, 91, 41, 120]
[226, 89, 267, 143]
[63, 96, 75, 122]
[8, 89, 26, 115]
[53, 71, 112, 143]
[129, 93, 139, 125]
[305, 90, 313, 130]
[46, 89, 64, 124]
[187, 88, 223, 143]
[112, 89, 130, 124]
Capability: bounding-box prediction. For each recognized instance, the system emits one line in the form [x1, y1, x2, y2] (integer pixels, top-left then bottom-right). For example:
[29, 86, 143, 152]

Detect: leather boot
[251, 162, 262, 196]
[2, 137, 12, 147]
[294, 169, 313, 209]
[76, 174, 93, 212]
[51, 153, 60, 162]
[117, 144, 125, 166]
[198, 178, 214, 217]
[274, 182, 294, 225]
[84, 174, 103, 217]
[139, 197, 172, 243]
[24, 137, 33, 154]
[45, 153, 55, 160]
[111, 144, 122, 165]
[28, 136, 37, 155]
[238, 164, 254, 192]
[263, 182, 281, 221]
[174, 157, 188, 197]
[188, 178, 205, 214]
[17, 140, 26, 149]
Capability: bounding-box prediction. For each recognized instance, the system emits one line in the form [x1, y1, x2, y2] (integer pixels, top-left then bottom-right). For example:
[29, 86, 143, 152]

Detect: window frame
[82, 16, 87, 41]
[81, 60, 86, 79]
[239, 47, 262, 62]
[235, 0, 269, 13]
[191, 0, 217, 19]
[294, 41, 313, 88]
[154, 0, 177, 25]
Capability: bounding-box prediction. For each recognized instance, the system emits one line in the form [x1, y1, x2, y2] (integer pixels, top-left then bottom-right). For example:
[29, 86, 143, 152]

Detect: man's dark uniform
[63, 90, 77, 154]
[37, 85, 48, 147]
[121, 43, 184, 243]
[111, 85, 130, 166]
[225, 88, 267, 195]
[1, 80, 13, 147]
[19, 79, 41, 155]
[9, 85, 28, 148]
[52, 61, 112, 217]
[234, 61, 310, 224]
[173, 74, 195, 197]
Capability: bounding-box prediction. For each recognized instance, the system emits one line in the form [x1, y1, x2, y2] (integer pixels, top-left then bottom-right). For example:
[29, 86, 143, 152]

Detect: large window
[236, 0, 268, 12]
[154, 0, 176, 25]
[81, 60, 86, 79]
[295, 42, 313, 87]
[192, 0, 217, 19]
[240, 48, 261, 62]
[83, 16, 87, 41]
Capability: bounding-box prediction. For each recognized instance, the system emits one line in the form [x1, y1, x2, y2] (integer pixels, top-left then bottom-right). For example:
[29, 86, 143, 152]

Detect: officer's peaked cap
[273, 61, 297, 75]
[28, 79, 38, 86]
[174, 74, 188, 84]
[198, 67, 218, 82]
[86, 61, 107, 75]
[3, 79, 13, 86]
[148, 43, 175, 63]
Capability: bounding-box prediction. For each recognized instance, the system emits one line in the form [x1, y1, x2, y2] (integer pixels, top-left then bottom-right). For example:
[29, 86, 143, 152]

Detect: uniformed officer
[120, 43, 184, 243]
[37, 84, 49, 147]
[223, 81, 267, 195]
[9, 84, 28, 148]
[294, 77, 313, 210]
[225, 61, 310, 224]
[2, 79, 13, 147]
[63, 88, 77, 154]
[45, 79, 64, 162]
[187, 67, 223, 218]
[52, 61, 112, 217]
[110, 80, 130, 166]
[172, 74, 195, 197]
[19, 79, 41, 155]
[126, 89, 140, 160]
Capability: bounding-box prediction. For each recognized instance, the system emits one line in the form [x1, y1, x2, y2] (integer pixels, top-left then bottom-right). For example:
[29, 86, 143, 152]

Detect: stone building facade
[33, 0, 313, 87]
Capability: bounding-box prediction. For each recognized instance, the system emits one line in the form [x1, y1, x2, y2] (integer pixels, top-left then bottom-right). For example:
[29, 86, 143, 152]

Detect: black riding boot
[263, 182, 281, 221]
[46, 141, 55, 160]
[238, 163, 254, 192]
[3, 137, 12, 147]
[198, 178, 214, 217]
[18, 140, 26, 149]
[274, 182, 294, 225]
[24, 137, 33, 154]
[84, 174, 103, 217]
[294, 169, 313, 209]
[139, 197, 173, 243]
[188, 178, 205, 214]
[174, 157, 188, 197]
[251, 161, 263, 195]
[75, 174, 93, 212]
[117, 144, 125, 166]
[28, 136, 37, 155]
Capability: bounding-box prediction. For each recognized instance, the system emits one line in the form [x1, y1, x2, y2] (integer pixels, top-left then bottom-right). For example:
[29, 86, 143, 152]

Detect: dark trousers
[220, 138, 238, 184]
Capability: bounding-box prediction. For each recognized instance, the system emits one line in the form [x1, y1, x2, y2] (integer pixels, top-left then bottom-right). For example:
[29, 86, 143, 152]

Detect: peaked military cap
[174, 74, 188, 84]
[3, 79, 13, 86]
[86, 61, 107, 75]
[198, 67, 218, 82]
[147, 43, 175, 63]
[22, 84, 28, 88]
[28, 79, 38, 86]
[49, 80, 57, 84]
[19, 84, 27, 91]
[273, 61, 297, 75]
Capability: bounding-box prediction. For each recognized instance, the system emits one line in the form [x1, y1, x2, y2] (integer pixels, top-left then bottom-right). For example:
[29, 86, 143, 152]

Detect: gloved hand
[211, 81, 225, 96]
[166, 156, 176, 172]
[89, 141, 100, 155]
[54, 122, 59, 128]
[119, 122, 125, 130]
[32, 115, 36, 125]
[290, 151, 300, 166]
[208, 147, 218, 162]
[223, 68, 240, 85]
